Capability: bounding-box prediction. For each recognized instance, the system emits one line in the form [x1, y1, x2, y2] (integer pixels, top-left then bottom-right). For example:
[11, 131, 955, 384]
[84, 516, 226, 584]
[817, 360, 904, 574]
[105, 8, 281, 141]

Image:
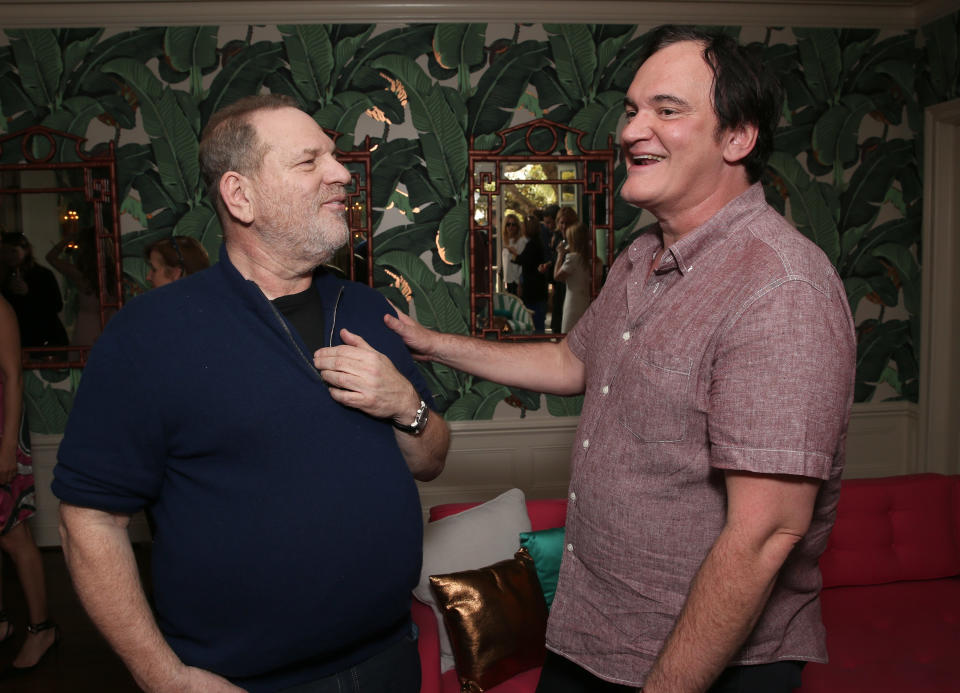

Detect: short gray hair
[199, 93, 300, 213]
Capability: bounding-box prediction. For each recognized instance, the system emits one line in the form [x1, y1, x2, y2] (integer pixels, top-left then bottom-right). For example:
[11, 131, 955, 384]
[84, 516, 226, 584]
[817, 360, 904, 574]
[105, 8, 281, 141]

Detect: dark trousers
[279, 632, 420, 693]
[535, 651, 805, 693]
[550, 280, 565, 333]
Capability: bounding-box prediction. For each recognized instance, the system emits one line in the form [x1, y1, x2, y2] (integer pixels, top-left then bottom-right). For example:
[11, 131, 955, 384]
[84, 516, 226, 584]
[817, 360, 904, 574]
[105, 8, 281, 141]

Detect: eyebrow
[623, 94, 692, 109]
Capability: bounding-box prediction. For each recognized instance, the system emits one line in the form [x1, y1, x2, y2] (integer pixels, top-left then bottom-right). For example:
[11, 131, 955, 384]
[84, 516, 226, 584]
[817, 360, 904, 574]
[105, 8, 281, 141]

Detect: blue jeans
[279, 630, 420, 693]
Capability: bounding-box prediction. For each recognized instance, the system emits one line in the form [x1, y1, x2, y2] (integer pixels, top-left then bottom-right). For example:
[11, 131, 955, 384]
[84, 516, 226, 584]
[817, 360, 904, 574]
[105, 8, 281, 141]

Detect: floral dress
[0, 382, 35, 535]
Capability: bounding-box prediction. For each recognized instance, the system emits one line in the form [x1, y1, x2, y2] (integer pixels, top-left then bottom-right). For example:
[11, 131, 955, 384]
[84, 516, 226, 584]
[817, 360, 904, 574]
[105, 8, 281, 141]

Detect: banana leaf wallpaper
[2, 16, 959, 430]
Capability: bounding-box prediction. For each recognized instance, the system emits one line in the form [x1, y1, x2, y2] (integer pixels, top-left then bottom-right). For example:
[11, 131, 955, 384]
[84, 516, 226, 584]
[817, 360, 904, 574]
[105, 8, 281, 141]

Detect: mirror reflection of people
[386, 25, 856, 693]
[548, 207, 578, 333]
[513, 216, 548, 331]
[54, 94, 449, 692]
[553, 222, 590, 333]
[0, 232, 68, 351]
[45, 227, 117, 346]
[0, 295, 60, 676]
[500, 214, 526, 295]
[145, 236, 211, 288]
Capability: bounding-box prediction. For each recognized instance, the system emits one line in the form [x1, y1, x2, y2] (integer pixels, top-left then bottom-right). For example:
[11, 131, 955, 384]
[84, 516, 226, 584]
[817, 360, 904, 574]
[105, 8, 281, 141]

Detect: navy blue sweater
[54, 249, 431, 691]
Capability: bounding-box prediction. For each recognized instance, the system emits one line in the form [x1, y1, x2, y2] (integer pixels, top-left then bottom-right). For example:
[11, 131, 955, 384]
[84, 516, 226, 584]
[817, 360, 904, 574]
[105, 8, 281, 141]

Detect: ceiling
[0, 0, 956, 29]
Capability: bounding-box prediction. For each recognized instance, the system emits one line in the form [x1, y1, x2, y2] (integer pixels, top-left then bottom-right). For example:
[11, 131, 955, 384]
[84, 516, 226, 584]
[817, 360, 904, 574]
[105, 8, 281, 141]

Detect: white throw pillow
[414, 488, 532, 673]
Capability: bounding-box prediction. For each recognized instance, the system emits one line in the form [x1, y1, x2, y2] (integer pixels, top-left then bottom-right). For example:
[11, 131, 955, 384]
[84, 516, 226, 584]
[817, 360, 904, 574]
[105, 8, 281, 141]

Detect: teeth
[633, 154, 665, 163]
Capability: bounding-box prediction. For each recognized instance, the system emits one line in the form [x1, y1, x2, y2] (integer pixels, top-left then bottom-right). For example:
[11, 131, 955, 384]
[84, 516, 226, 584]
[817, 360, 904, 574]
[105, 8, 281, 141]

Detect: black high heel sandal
[0, 619, 61, 678]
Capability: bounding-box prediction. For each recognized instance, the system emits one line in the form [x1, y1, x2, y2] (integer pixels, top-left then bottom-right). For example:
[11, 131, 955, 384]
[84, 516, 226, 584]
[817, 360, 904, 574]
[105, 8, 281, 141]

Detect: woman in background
[513, 217, 548, 331]
[500, 214, 526, 296]
[45, 227, 117, 346]
[0, 232, 68, 351]
[0, 295, 58, 675]
[553, 222, 591, 333]
[145, 236, 210, 288]
[547, 208, 578, 333]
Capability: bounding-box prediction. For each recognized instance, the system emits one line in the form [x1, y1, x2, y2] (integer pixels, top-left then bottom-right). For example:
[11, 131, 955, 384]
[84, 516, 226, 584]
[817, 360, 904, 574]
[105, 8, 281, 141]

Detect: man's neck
[225, 238, 315, 300]
[656, 179, 753, 248]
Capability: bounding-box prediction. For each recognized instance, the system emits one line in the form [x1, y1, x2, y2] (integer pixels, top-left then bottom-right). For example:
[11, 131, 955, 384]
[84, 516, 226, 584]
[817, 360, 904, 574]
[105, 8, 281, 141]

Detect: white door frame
[919, 98, 960, 475]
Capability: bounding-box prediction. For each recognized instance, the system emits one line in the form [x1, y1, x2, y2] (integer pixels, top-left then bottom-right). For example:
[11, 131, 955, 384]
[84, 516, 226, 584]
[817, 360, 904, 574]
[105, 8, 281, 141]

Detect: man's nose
[327, 159, 352, 186]
[620, 114, 651, 145]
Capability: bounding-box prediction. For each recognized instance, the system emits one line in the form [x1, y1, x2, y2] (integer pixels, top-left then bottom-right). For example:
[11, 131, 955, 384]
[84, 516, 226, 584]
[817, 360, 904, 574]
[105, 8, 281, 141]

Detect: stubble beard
[256, 185, 349, 271]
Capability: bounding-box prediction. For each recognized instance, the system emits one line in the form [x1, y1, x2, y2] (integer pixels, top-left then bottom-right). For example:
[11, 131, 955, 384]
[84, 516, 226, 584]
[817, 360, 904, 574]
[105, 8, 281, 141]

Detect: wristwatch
[393, 399, 429, 435]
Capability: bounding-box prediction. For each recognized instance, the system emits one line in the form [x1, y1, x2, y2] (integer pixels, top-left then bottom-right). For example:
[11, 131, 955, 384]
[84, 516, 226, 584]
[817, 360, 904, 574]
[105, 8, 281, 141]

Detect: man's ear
[219, 171, 254, 224]
[722, 123, 759, 166]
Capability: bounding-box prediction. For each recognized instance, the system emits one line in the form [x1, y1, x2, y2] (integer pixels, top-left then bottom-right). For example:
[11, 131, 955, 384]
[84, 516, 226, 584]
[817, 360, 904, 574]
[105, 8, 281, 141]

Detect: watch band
[393, 399, 429, 435]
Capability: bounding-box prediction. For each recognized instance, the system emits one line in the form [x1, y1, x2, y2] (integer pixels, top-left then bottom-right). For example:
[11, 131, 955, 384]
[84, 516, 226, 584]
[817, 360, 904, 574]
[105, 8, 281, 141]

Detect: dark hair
[146, 236, 211, 276]
[199, 93, 300, 213]
[522, 216, 541, 240]
[638, 25, 783, 183]
[1, 231, 29, 248]
[1, 231, 35, 269]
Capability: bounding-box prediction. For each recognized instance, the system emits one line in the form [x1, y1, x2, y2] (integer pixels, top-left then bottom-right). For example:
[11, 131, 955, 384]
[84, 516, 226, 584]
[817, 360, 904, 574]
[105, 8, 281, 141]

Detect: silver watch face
[396, 400, 428, 433]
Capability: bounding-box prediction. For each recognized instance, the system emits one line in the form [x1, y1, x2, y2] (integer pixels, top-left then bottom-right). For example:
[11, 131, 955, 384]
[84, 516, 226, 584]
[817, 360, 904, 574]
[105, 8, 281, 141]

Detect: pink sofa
[800, 473, 960, 693]
[415, 474, 960, 693]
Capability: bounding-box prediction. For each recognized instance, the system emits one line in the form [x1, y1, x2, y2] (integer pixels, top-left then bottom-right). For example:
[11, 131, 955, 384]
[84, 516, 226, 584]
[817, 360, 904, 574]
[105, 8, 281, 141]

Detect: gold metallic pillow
[429, 548, 548, 693]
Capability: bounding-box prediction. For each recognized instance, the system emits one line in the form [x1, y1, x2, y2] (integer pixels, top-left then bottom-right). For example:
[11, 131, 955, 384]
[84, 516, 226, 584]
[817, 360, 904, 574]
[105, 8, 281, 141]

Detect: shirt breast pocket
[615, 346, 693, 443]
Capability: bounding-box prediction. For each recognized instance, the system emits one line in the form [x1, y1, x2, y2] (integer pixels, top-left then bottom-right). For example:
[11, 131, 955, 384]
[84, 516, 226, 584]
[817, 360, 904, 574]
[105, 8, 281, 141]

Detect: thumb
[338, 327, 373, 351]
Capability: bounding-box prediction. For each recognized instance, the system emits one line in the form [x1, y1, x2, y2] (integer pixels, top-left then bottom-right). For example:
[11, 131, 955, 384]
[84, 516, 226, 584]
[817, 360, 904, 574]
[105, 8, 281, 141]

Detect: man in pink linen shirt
[382, 25, 856, 693]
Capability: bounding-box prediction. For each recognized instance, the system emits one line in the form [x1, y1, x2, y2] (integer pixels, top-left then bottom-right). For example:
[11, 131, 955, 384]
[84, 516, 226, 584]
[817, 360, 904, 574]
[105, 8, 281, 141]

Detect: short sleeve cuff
[711, 444, 835, 480]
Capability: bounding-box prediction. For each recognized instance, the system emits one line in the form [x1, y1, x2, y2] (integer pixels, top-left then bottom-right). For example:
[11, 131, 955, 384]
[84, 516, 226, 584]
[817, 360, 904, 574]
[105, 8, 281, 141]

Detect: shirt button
[582, 439, 590, 449]
[569, 491, 577, 502]
[622, 331, 630, 341]
[601, 385, 609, 395]
[566, 543, 574, 553]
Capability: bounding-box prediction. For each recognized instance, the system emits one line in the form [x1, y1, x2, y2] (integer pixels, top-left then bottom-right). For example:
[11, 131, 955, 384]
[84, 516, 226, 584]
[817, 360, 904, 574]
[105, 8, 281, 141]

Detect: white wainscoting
[416, 401, 923, 511]
[27, 401, 920, 546]
[29, 433, 152, 547]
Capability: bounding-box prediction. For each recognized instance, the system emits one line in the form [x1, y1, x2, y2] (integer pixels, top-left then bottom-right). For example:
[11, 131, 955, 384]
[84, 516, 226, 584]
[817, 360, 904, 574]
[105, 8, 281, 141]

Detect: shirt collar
[627, 183, 767, 278]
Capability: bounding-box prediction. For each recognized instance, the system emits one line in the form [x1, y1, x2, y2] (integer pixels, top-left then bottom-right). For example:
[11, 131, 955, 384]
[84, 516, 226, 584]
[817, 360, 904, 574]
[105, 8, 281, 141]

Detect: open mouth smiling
[631, 154, 666, 166]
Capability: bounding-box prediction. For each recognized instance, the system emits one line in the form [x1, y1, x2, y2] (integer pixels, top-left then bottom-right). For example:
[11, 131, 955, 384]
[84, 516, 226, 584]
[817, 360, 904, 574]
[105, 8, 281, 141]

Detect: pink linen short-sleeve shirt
[554, 183, 857, 686]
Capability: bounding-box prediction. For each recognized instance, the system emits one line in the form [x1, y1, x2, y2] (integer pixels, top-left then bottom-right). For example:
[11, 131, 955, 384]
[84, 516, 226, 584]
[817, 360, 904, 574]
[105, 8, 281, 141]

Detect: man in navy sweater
[53, 94, 450, 692]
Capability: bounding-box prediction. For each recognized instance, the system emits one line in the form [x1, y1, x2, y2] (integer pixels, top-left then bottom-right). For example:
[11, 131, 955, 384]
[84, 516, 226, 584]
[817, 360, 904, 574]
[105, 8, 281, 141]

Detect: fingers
[324, 381, 368, 409]
[384, 308, 415, 332]
[384, 309, 427, 348]
[337, 327, 372, 351]
[313, 344, 367, 373]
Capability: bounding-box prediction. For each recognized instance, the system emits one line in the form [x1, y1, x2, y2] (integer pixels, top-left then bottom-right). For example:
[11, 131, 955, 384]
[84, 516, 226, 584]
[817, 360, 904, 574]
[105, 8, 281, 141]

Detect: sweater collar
[216, 245, 347, 346]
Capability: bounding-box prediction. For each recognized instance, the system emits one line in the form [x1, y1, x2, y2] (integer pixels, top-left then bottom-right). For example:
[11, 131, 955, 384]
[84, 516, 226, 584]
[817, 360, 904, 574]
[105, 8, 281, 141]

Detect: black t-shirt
[272, 283, 326, 356]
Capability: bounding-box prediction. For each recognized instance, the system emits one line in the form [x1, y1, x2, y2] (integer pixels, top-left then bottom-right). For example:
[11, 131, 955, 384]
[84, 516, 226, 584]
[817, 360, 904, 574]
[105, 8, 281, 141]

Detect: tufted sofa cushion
[801, 578, 960, 692]
[819, 474, 960, 588]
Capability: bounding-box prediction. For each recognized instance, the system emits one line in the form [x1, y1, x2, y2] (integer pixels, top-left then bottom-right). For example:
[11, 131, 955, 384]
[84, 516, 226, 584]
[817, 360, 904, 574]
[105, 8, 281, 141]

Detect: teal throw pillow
[518, 526, 565, 609]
